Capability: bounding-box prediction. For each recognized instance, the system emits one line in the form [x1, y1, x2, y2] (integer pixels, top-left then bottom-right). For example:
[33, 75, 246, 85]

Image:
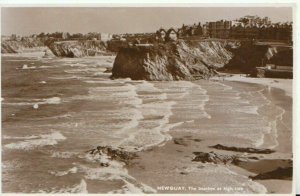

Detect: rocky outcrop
[86, 146, 137, 165]
[210, 144, 275, 154]
[48, 40, 113, 57]
[192, 151, 238, 164]
[112, 40, 234, 81]
[1, 39, 45, 53]
[250, 167, 292, 180]
[193, 151, 293, 180]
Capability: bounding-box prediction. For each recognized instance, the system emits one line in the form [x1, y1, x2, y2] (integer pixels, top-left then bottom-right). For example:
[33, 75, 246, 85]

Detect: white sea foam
[249, 88, 286, 149]
[48, 75, 88, 80]
[235, 106, 259, 115]
[69, 63, 88, 67]
[39, 65, 53, 69]
[4, 131, 66, 150]
[49, 167, 78, 176]
[78, 151, 156, 194]
[108, 180, 157, 194]
[3, 135, 40, 140]
[74, 84, 143, 106]
[84, 80, 124, 84]
[21, 64, 36, 69]
[93, 72, 112, 76]
[43, 97, 61, 104]
[39, 179, 88, 193]
[3, 97, 62, 107]
[51, 151, 78, 159]
[33, 103, 39, 109]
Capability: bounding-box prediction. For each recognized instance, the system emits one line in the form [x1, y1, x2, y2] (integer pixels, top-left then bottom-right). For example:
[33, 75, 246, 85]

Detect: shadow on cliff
[219, 41, 293, 76]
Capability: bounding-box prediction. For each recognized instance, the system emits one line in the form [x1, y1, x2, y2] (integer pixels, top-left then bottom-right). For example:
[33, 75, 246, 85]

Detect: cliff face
[220, 42, 293, 74]
[112, 40, 235, 81]
[48, 40, 113, 57]
[1, 39, 45, 53]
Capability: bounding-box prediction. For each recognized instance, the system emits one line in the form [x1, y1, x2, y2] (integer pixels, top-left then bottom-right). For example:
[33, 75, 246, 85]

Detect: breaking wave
[4, 131, 66, 150]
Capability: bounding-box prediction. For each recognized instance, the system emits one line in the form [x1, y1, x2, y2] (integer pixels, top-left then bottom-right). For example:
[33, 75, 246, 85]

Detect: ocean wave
[38, 179, 88, 193]
[3, 97, 61, 106]
[4, 131, 66, 150]
[49, 167, 78, 176]
[16, 64, 36, 70]
[235, 106, 259, 115]
[78, 151, 156, 194]
[48, 75, 88, 80]
[108, 180, 156, 194]
[51, 151, 78, 159]
[69, 63, 88, 67]
[73, 84, 143, 106]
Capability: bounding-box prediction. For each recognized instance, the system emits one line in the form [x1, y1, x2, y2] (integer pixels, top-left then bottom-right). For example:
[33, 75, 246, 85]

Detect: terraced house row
[159, 15, 292, 42]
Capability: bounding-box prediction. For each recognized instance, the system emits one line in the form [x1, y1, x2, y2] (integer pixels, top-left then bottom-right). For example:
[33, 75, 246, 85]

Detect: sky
[1, 7, 293, 36]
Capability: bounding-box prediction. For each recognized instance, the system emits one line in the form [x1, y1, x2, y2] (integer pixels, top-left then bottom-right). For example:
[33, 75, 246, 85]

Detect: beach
[1, 53, 293, 193]
[127, 79, 292, 194]
[212, 73, 293, 97]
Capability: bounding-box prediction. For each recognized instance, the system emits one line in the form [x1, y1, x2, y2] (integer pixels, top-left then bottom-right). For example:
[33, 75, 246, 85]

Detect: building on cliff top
[98, 33, 113, 41]
[166, 28, 178, 42]
[156, 28, 167, 42]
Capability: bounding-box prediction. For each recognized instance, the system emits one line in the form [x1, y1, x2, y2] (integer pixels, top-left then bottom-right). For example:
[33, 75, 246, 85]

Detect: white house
[98, 33, 113, 41]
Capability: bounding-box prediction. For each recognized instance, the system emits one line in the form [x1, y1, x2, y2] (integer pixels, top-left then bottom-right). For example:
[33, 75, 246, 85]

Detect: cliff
[1, 39, 45, 53]
[47, 40, 113, 57]
[112, 40, 235, 81]
[220, 41, 293, 75]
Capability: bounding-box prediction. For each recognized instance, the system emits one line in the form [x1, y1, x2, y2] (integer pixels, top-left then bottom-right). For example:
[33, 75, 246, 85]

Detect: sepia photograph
[1, 1, 297, 195]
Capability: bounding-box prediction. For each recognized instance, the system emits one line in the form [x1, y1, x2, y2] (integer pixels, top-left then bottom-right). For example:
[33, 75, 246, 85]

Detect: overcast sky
[1, 7, 293, 36]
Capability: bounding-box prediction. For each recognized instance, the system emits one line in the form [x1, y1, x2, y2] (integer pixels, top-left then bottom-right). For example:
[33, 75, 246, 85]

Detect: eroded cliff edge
[112, 40, 234, 80]
[1, 39, 46, 53]
[47, 40, 113, 57]
[112, 40, 293, 81]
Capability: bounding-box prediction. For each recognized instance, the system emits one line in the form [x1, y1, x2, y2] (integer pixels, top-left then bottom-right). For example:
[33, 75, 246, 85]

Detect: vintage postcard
[1, 2, 296, 195]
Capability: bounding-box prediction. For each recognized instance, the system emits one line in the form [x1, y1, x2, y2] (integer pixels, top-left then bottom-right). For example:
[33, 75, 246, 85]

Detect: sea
[1, 52, 292, 193]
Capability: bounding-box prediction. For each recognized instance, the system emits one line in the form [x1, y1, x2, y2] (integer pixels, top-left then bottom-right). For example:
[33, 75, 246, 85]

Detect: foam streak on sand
[255, 89, 287, 149]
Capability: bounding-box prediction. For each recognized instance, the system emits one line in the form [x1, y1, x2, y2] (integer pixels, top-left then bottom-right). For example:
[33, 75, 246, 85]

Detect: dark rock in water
[86, 146, 137, 165]
[112, 40, 234, 81]
[250, 167, 292, 180]
[210, 144, 275, 154]
[192, 151, 237, 164]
